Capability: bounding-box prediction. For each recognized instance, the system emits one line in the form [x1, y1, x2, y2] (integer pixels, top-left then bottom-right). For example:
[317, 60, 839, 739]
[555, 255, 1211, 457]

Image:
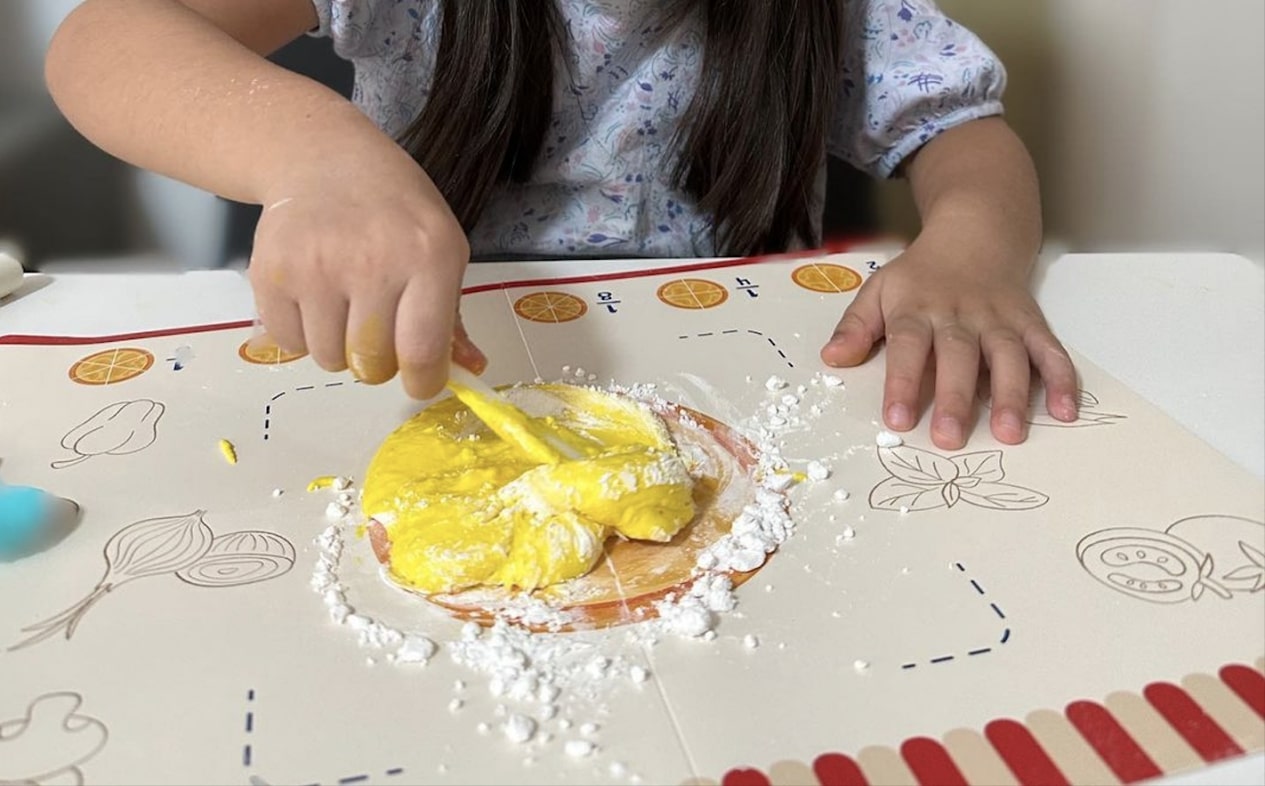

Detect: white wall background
[3, 0, 1264, 265]
[881, 0, 1265, 264]
[0, 0, 226, 269]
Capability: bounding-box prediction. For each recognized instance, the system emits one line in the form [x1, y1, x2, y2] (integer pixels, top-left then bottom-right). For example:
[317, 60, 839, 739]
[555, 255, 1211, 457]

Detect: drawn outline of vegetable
[175, 530, 295, 587]
[1223, 541, 1265, 591]
[51, 400, 166, 470]
[869, 445, 1049, 513]
[0, 692, 108, 785]
[9, 513, 298, 651]
[1077, 515, 1265, 604]
[9, 511, 214, 650]
[982, 388, 1126, 428]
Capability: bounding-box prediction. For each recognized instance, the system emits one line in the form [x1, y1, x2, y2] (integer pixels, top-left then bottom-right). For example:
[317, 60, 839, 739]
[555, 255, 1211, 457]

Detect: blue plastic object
[0, 484, 53, 558]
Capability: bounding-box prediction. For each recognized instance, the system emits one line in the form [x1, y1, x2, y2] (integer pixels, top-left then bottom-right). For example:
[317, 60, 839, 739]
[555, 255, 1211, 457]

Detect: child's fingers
[981, 328, 1031, 444]
[451, 312, 488, 375]
[881, 314, 933, 432]
[820, 283, 884, 368]
[254, 295, 306, 355]
[345, 289, 401, 385]
[929, 322, 980, 450]
[300, 294, 350, 372]
[395, 276, 458, 400]
[247, 261, 306, 354]
[1025, 327, 1079, 422]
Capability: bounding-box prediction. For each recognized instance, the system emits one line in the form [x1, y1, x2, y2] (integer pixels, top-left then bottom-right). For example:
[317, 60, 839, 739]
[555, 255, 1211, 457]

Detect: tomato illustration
[1076, 528, 1215, 603]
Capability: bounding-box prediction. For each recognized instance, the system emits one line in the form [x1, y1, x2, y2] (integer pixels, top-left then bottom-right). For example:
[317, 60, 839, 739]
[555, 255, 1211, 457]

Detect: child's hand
[819, 247, 1078, 449]
[247, 157, 485, 399]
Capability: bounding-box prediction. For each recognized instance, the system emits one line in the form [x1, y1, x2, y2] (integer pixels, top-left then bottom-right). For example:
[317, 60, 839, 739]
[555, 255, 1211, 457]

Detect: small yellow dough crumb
[307, 475, 336, 492]
[218, 439, 238, 465]
[363, 384, 696, 594]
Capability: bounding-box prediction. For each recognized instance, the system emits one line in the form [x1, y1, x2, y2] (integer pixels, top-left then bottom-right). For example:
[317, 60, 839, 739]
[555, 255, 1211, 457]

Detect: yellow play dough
[362, 384, 696, 594]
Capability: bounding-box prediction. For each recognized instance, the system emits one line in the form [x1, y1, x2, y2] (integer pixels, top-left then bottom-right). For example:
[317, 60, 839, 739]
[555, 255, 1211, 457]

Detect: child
[44, 0, 1078, 450]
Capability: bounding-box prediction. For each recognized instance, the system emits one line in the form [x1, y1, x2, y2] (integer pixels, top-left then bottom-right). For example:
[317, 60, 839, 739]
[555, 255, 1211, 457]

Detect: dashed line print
[677, 328, 795, 369]
[899, 562, 1012, 671]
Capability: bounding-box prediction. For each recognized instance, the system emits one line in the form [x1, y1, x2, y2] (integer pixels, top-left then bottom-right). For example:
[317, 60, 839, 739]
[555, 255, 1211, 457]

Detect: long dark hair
[398, 0, 845, 256]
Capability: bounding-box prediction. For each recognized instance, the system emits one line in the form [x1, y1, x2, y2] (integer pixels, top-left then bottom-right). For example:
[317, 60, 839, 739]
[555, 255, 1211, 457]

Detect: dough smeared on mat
[363, 384, 695, 593]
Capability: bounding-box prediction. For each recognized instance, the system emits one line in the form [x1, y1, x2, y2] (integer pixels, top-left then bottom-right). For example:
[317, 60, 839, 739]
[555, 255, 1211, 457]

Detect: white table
[2, 251, 1263, 785]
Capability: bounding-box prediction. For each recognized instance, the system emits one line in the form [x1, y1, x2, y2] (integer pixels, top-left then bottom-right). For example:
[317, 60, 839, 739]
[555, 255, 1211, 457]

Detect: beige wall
[879, 0, 1265, 263]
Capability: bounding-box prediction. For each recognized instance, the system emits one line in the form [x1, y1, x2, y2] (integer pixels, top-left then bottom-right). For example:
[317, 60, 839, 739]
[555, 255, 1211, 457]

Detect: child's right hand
[246, 152, 485, 399]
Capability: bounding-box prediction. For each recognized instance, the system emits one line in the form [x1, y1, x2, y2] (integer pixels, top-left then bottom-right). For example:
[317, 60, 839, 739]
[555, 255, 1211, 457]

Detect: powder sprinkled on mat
[307, 372, 859, 774]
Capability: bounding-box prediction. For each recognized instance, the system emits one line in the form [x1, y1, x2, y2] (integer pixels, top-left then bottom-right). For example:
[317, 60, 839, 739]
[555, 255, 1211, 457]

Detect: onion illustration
[176, 530, 295, 587]
[10, 511, 213, 650]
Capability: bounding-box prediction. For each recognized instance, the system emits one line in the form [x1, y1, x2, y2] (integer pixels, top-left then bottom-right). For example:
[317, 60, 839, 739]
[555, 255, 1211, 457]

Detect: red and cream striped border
[696, 659, 1265, 785]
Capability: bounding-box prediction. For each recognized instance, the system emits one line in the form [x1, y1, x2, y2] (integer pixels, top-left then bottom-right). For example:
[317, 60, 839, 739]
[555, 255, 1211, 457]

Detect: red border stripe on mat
[1219, 664, 1265, 720]
[1144, 682, 1245, 762]
[812, 753, 869, 786]
[1065, 700, 1162, 783]
[0, 319, 255, 346]
[721, 768, 771, 786]
[900, 737, 968, 785]
[985, 719, 1070, 786]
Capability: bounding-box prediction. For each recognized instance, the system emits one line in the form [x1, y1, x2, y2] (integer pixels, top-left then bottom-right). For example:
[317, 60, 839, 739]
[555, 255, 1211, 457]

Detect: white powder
[503, 714, 538, 744]
[324, 502, 348, 520]
[271, 488, 284, 498]
[654, 595, 714, 638]
[833, 488, 851, 502]
[853, 659, 870, 672]
[332, 475, 352, 491]
[838, 526, 856, 542]
[396, 635, 438, 665]
[821, 374, 844, 388]
[805, 460, 831, 481]
[309, 375, 840, 770]
[565, 740, 597, 758]
[875, 430, 904, 448]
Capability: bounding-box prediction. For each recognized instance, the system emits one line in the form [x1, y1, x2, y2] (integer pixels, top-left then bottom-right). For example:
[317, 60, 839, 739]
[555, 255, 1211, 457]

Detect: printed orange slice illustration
[513, 291, 588, 324]
[791, 262, 863, 293]
[657, 278, 728, 309]
[238, 336, 307, 365]
[68, 348, 155, 386]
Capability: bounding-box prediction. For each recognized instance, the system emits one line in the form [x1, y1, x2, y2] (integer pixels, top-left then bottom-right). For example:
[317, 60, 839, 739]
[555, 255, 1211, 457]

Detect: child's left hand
[819, 245, 1079, 450]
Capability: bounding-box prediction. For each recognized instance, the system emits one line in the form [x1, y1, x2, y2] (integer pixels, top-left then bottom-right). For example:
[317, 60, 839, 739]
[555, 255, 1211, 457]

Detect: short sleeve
[829, 0, 1007, 178]
[307, 0, 438, 60]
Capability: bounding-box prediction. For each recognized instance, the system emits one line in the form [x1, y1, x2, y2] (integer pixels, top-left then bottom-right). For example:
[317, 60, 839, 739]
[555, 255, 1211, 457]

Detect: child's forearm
[902, 117, 1043, 280]
[45, 0, 407, 206]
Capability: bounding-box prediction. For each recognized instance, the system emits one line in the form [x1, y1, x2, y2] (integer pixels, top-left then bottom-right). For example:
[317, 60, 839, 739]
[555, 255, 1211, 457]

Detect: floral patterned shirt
[309, 0, 1006, 258]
